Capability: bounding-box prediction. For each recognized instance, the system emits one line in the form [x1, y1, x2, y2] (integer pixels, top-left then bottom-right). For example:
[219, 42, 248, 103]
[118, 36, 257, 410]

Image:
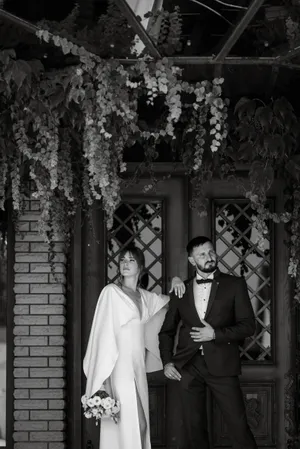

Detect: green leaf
[290, 121, 299, 138]
[0, 138, 6, 154]
[234, 97, 249, 115]
[2, 60, 14, 84]
[29, 100, 49, 115]
[234, 97, 257, 121]
[254, 106, 273, 130]
[0, 80, 9, 97]
[263, 134, 285, 158]
[273, 97, 293, 121]
[4, 60, 32, 89]
[269, 115, 282, 132]
[285, 160, 300, 182]
[238, 142, 254, 161]
[236, 125, 250, 141]
[28, 60, 44, 78]
[17, 60, 32, 75]
[249, 161, 274, 191]
[0, 49, 16, 65]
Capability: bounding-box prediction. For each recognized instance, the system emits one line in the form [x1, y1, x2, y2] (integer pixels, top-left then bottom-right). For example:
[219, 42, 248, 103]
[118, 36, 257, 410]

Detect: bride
[83, 244, 185, 449]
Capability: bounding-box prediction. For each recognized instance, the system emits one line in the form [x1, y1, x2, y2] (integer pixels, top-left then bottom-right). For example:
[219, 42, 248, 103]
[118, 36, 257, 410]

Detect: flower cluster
[3, 26, 299, 297]
[32, 31, 230, 231]
[286, 16, 300, 46]
[288, 190, 300, 281]
[245, 190, 292, 252]
[81, 391, 120, 424]
[208, 79, 228, 153]
[181, 77, 228, 171]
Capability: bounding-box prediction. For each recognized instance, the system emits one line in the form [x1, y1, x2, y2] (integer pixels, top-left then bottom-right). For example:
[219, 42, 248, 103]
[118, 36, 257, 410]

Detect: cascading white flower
[32, 31, 230, 236]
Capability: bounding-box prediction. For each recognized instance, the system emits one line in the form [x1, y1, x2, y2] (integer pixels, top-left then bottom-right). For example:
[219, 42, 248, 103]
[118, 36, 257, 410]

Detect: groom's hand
[190, 319, 215, 342]
[164, 362, 182, 381]
[169, 276, 186, 298]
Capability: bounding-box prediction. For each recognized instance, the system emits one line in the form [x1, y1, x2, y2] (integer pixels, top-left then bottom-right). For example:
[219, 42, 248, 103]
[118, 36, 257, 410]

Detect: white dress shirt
[193, 272, 214, 320]
[193, 271, 215, 352]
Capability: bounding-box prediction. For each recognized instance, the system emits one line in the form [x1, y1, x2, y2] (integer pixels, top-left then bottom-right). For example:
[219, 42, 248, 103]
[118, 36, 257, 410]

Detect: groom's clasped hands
[190, 319, 215, 342]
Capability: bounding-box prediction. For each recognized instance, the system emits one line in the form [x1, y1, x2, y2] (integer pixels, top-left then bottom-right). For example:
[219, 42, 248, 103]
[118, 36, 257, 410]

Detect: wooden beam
[119, 55, 291, 66]
[0, 6, 161, 59]
[0, 8, 39, 34]
[172, 57, 300, 71]
[1, 9, 300, 72]
[125, 162, 251, 175]
[214, 0, 265, 62]
[0, 8, 106, 60]
[119, 56, 300, 72]
[114, 0, 161, 58]
[276, 45, 300, 62]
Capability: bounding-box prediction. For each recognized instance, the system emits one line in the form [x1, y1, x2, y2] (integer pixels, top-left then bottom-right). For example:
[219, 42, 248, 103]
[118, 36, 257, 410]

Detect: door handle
[86, 440, 94, 449]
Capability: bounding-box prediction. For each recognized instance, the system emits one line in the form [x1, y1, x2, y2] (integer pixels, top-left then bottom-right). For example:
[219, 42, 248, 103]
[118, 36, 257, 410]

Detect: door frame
[67, 164, 189, 449]
[67, 163, 298, 449]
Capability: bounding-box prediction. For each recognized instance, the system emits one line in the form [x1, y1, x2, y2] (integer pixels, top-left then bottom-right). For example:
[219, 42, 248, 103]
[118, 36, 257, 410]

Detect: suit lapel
[204, 270, 221, 319]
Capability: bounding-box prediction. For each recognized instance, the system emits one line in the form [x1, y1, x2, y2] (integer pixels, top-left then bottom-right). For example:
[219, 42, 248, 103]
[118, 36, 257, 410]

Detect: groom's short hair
[186, 236, 213, 256]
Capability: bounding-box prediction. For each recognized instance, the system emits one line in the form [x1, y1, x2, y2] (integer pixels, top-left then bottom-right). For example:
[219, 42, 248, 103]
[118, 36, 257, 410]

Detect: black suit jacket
[159, 270, 256, 376]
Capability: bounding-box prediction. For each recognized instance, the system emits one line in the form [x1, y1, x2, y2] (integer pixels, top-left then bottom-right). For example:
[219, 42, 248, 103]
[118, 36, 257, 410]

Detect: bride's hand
[169, 276, 186, 298]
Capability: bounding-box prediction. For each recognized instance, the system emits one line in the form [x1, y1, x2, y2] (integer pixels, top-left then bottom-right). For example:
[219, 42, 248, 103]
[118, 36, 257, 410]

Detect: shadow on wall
[0, 325, 6, 446]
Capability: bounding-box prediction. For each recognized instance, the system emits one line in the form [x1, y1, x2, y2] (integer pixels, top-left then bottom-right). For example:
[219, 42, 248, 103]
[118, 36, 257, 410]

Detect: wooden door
[189, 179, 291, 449]
[80, 173, 292, 449]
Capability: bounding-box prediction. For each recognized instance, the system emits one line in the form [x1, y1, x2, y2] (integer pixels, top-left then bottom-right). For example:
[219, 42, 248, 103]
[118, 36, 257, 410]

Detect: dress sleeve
[143, 290, 170, 320]
[142, 290, 170, 373]
[83, 284, 132, 398]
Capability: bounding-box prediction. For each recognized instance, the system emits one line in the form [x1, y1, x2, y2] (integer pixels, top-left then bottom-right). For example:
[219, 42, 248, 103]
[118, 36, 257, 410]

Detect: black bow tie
[196, 278, 213, 285]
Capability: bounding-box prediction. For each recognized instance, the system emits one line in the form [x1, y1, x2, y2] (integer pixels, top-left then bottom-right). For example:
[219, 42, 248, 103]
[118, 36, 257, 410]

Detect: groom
[159, 236, 257, 449]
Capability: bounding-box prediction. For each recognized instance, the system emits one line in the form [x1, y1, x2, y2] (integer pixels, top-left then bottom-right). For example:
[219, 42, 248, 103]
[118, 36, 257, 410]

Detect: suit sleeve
[214, 277, 256, 344]
[158, 294, 181, 366]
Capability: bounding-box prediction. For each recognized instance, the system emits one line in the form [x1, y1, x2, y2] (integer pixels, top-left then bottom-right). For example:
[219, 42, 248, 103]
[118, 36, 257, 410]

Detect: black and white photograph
[0, 0, 299, 448]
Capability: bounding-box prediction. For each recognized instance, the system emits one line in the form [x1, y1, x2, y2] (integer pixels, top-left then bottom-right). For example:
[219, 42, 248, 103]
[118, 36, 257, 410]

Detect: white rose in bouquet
[92, 408, 98, 417]
[81, 395, 88, 406]
[87, 398, 95, 408]
[93, 396, 102, 406]
[101, 397, 115, 410]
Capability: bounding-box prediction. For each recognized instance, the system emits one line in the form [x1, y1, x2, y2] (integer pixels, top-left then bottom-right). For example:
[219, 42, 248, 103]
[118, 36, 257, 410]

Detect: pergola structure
[0, 0, 299, 72]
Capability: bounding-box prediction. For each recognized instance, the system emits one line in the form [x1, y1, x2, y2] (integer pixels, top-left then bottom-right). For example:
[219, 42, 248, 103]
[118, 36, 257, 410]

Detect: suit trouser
[178, 352, 257, 449]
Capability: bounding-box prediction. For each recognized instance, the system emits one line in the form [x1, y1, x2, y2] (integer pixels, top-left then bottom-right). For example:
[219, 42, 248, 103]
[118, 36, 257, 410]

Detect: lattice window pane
[107, 201, 163, 294]
[214, 200, 273, 363]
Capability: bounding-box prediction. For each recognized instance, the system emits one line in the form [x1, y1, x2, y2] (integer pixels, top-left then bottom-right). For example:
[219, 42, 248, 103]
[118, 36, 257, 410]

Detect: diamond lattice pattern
[107, 202, 163, 294]
[214, 201, 272, 362]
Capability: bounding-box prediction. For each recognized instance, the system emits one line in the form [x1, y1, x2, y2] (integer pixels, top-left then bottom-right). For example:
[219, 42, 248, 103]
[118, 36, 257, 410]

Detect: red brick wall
[13, 200, 67, 449]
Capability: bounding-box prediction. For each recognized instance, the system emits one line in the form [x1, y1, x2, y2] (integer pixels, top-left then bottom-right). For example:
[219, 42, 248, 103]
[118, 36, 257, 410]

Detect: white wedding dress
[83, 283, 169, 449]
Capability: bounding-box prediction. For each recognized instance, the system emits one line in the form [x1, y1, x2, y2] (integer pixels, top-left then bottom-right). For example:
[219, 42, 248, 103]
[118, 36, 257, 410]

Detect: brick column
[13, 201, 67, 449]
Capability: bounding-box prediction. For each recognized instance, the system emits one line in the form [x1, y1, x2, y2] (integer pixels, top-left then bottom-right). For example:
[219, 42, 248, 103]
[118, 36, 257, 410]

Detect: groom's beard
[196, 260, 217, 274]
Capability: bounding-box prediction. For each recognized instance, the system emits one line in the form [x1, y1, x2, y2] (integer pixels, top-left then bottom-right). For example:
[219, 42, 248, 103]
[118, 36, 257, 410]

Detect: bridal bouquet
[81, 390, 120, 424]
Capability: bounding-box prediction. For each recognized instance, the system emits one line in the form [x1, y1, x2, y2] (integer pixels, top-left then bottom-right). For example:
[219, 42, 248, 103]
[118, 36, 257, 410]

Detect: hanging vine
[0, 2, 300, 306]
